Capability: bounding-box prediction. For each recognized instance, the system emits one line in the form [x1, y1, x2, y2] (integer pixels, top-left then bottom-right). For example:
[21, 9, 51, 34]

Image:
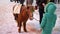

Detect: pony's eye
[27, 7, 29, 9]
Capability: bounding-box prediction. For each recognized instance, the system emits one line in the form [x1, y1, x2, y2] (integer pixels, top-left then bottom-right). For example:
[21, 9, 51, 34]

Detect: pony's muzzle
[29, 14, 33, 20]
[29, 17, 33, 20]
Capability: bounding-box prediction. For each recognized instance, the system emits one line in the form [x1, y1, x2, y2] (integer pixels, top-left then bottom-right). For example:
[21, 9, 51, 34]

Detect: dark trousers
[39, 9, 44, 24]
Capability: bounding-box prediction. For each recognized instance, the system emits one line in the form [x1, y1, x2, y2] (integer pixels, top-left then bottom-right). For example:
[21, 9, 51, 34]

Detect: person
[19, 0, 25, 5]
[10, 0, 13, 2]
[50, 0, 54, 3]
[40, 1, 57, 34]
[26, 0, 33, 5]
[36, 0, 47, 24]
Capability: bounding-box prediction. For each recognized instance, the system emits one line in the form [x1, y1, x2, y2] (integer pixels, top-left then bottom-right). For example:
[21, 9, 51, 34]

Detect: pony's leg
[23, 21, 27, 32]
[18, 22, 22, 33]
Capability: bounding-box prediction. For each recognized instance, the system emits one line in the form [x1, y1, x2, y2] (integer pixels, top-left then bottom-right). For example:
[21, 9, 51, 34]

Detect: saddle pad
[13, 4, 22, 14]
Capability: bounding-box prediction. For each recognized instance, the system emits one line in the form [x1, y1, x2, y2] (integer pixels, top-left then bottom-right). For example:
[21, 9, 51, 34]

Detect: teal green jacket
[40, 2, 57, 34]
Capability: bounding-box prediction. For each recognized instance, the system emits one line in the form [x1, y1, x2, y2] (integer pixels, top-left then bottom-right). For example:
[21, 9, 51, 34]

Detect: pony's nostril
[27, 7, 29, 9]
[29, 17, 33, 20]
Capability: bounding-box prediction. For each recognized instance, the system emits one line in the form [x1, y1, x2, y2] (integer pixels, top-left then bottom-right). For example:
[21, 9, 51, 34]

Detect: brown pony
[17, 5, 34, 33]
[13, 4, 35, 33]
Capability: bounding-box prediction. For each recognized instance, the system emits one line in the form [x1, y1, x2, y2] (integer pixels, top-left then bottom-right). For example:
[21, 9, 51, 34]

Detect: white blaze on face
[13, 4, 22, 14]
[32, 0, 36, 6]
[24, 0, 26, 6]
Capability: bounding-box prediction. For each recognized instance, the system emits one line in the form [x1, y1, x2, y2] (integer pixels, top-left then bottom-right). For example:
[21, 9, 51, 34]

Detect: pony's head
[26, 6, 34, 20]
[21, 5, 33, 20]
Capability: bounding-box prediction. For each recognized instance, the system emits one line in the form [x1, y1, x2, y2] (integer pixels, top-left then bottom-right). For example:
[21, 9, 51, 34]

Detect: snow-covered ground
[0, 0, 60, 34]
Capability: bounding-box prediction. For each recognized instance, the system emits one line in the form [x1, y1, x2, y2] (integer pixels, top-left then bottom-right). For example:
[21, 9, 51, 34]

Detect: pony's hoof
[18, 30, 21, 33]
[18, 29, 21, 33]
[24, 30, 28, 32]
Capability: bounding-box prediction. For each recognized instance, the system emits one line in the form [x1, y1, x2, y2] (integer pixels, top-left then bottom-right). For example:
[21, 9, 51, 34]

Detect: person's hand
[42, 3, 45, 7]
[38, 28, 42, 34]
[40, 29, 42, 32]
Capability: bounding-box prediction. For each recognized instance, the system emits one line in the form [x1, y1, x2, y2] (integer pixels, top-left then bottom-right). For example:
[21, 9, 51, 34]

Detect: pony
[13, 0, 38, 33]
[13, 4, 35, 33]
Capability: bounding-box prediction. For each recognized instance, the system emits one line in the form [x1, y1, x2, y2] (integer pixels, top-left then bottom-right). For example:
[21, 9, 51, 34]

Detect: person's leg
[19, 0, 25, 4]
[10, 0, 13, 2]
[40, 13, 43, 24]
[39, 9, 43, 24]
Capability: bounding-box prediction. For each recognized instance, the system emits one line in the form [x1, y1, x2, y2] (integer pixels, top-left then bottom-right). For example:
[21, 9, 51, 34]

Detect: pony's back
[13, 4, 22, 14]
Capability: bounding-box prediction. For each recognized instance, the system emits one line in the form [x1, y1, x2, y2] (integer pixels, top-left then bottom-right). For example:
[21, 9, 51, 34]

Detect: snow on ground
[0, 0, 60, 34]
